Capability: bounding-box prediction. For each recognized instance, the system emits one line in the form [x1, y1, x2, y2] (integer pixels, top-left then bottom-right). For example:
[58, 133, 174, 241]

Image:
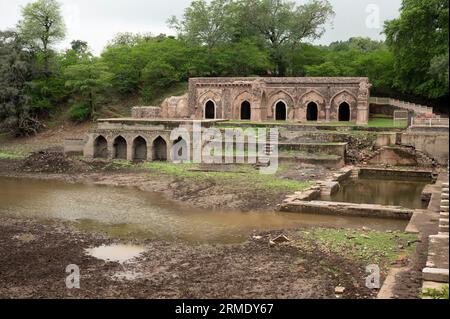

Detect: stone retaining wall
[280, 201, 413, 219]
[64, 139, 85, 156]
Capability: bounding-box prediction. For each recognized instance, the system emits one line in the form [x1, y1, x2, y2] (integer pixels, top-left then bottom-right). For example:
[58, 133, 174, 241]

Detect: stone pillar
[107, 139, 114, 159]
[325, 105, 331, 122]
[252, 98, 262, 121]
[147, 142, 153, 162]
[356, 101, 369, 125]
[167, 141, 173, 162]
[83, 134, 95, 159]
[127, 140, 134, 161]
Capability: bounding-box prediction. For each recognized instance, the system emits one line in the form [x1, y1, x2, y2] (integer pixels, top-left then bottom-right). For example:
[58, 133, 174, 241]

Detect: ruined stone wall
[401, 131, 449, 165]
[84, 129, 174, 162]
[187, 77, 371, 124]
[132, 106, 161, 119]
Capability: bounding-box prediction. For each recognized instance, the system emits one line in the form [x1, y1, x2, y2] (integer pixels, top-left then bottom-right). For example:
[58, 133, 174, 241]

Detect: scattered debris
[335, 286, 346, 294]
[272, 235, 291, 244]
[21, 150, 80, 174]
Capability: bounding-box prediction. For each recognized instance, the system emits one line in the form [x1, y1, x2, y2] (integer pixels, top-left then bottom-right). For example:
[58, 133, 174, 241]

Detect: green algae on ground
[295, 228, 419, 270]
[141, 162, 311, 192]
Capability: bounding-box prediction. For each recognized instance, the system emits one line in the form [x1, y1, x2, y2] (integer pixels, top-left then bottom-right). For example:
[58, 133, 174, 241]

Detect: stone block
[422, 268, 449, 283]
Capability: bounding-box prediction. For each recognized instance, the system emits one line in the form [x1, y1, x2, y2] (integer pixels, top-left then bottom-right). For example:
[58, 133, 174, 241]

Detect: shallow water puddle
[85, 244, 146, 264]
[323, 177, 429, 209]
[0, 176, 409, 244]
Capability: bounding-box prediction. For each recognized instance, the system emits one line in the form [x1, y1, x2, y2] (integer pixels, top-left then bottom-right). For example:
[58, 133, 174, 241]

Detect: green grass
[368, 118, 408, 128]
[422, 286, 449, 299]
[0, 151, 26, 160]
[217, 117, 407, 128]
[298, 228, 418, 269]
[140, 162, 311, 192]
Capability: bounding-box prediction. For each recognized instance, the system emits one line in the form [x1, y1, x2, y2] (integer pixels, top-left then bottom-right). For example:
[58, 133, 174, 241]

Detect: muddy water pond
[0, 177, 408, 244]
[324, 177, 429, 209]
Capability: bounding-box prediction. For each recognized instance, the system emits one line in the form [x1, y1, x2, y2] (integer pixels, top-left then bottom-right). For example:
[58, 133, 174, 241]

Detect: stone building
[153, 77, 372, 124]
[83, 77, 372, 162]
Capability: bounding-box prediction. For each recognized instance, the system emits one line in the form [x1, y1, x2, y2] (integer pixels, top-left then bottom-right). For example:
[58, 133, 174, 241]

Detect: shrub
[69, 102, 90, 122]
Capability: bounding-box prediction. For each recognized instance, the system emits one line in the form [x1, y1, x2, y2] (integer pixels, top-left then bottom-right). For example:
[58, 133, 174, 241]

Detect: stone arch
[94, 135, 108, 159]
[299, 90, 326, 121]
[112, 136, 127, 160]
[330, 90, 357, 122]
[240, 101, 251, 120]
[198, 90, 222, 119]
[232, 91, 253, 120]
[204, 100, 216, 119]
[132, 136, 148, 162]
[275, 100, 287, 121]
[338, 102, 351, 121]
[152, 136, 168, 161]
[267, 90, 295, 120]
[306, 102, 318, 121]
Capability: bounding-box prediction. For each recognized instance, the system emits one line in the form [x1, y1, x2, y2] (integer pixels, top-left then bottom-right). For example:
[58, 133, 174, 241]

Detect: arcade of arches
[189, 77, 370, 124]
[90, 135, 172, 162]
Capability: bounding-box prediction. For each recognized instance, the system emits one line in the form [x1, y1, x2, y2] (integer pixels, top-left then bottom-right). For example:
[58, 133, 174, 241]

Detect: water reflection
[325, 177, 429, 209]
[0, 177, 408, 243]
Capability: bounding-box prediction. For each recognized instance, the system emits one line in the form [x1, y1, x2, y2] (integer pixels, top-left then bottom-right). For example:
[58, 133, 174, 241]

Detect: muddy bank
[0, 215, 378, 299]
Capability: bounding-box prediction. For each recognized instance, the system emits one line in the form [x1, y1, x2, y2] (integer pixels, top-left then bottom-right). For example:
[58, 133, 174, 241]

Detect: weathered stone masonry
[156, 77, 371, 124]
[83, 119, 219, 161]
[84, 77, 373, 160]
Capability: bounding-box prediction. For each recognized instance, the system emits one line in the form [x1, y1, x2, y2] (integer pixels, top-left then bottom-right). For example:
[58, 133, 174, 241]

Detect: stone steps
[422, 176, 449, 292]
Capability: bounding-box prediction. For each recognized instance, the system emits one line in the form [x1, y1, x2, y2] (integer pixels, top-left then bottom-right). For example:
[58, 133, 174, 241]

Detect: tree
[0, 30, 43, 136]
[18, 0, 66, 77]
[384, 0, 449, 98]
[304, 39, 395, 94]
[64, 57, 113, 120]
[234, 0, 334, 75]
[168, 0, 234, 48]
[213, 39, 273, 76]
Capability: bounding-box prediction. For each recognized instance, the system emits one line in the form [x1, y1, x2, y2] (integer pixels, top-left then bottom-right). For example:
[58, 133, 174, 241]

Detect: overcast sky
[0, 0, 402, 55]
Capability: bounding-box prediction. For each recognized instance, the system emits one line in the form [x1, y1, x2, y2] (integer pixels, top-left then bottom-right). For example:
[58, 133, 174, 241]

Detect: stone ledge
[280, 201, 413, 219]
[423, 268, 449, 283]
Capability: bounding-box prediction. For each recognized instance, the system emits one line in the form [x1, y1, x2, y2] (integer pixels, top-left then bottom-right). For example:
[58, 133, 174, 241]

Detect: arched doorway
[275, 101, 287, 121]
[94, 136, 108, 159]
[338, 102, 351, 121]
[173, 136, 188, 161]
[240, 101, 251, 120]
[132, 136, 147, 161]
[205, 100, 215, 119]
[113, 136, 127, 159]
[306, 102, 318, 121]
[153, 136, 167, 161]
